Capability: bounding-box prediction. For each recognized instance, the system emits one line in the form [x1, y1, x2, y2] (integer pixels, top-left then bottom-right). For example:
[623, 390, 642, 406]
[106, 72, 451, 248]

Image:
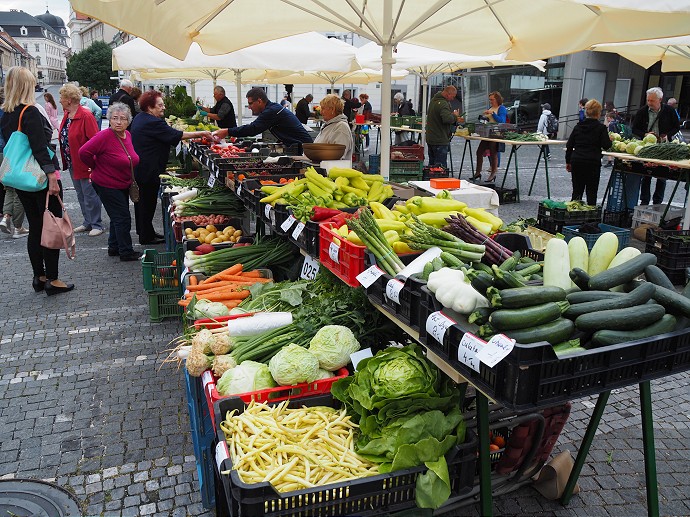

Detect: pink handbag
[40, 192, 76, 260]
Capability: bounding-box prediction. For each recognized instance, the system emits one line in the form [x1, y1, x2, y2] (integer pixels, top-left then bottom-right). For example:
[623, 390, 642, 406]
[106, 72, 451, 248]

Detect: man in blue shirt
[211, 88, 312, 152]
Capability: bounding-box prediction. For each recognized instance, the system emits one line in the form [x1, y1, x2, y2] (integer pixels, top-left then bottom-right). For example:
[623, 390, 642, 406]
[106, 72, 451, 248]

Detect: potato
[204, 234, 215, 244]
[223, 226, 235, 235]
[211, 237, 224, 244]
[232, 230, 242, 237]
[206, 225, 217, 233]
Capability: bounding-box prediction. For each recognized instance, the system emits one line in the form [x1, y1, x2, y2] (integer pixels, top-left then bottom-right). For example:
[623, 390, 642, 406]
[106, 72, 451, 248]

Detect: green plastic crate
[148, 290, 182, 322]
[389, 160, 423, 182]
[141, 249, 180, 292]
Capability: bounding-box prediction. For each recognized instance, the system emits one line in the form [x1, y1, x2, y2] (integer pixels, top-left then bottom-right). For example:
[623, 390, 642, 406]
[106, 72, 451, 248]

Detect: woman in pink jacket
[43, 92, 59, 132]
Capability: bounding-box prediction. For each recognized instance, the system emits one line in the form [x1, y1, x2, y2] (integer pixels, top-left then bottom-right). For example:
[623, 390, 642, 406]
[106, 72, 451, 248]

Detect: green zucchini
[472, 261, 493, 275]
[588, 253, 657, 290]
[591, 314, 678, 346]
[498, 251, 521, 272]
[431, 256, 444, 272]
[503, 318, 574, 345]
[469, 271, 495, 297]
[468, 307, 493, 325]
[478, 323, 497, 339]
[492, 265, 528, 288]
[489, 301, 569, 331]
[566, 290, 625, 304]
[569, 268, 591, 291]
[652, 285, 690, 317]
[440, 252, 464, 269]
[519, 256, 536, 264]
[644, 265, 675, 290]
[575, 304, 665, 331]
[516, 263, 542, 277]
[564, 282, 655, 319]
[487, 285, 567, 308]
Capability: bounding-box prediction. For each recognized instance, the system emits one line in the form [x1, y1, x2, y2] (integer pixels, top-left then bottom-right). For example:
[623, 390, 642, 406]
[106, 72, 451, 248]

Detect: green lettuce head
[216, 361, 276, 396]
[309, 325, 360, 371]
[268, 344, 320, 385]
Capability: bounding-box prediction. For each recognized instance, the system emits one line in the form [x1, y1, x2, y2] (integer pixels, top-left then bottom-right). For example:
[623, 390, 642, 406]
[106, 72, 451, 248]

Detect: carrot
[196, 290, 250, 302]
[187, 280, 240, 292]
[178, 299, 191, 307]
[240, 270, 264, 278]
[189, 275, 198, 286]
[202, 264, 243, 284]
[186, 284, 248, 297]
[218, 274, 271, 283]
[221, 300, 242, 309]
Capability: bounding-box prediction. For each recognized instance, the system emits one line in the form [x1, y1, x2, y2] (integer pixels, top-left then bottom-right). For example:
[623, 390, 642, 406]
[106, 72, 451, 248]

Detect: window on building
[20, 26, 27, 36]
[35, 44, 40, 52]
[36, 57, 41, 65]
[23, 43, 28, 50]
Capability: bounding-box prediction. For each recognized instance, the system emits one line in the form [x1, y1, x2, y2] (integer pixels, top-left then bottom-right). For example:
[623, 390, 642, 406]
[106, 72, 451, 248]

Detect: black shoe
[154, 232, 164, 239]
[107, 248, 120, 256]
[32, 276, 46, 292]
[120, 253, 141, 262]
[139, 237, 165, 245]
[603, 162, 613, 168]
[45, 281, 75, 296]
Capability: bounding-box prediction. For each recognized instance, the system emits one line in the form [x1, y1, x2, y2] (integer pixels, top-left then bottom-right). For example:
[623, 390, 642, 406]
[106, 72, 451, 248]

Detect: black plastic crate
[646, 229, 690, 254]
[422, 166, 450, 180]
[655, 265, 687, 285]
[271, 203, 291, 236]
[603, 209, 633, 228]
[285, 212, 321, 257]
[536, 202, 602, 233]
[214, 394, 477, 517]
[489, 186, 518, 204]
[418, 284, 690, 410]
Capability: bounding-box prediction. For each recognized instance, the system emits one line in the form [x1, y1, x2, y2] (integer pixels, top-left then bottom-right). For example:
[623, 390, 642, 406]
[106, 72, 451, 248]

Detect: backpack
[546, 113, 558, 135]
[407, 101, 416, 117]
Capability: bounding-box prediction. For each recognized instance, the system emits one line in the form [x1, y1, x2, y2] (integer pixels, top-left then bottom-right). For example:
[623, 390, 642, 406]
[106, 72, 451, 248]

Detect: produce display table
[458, 135, 566, 201]
[408, 180, 500, 214]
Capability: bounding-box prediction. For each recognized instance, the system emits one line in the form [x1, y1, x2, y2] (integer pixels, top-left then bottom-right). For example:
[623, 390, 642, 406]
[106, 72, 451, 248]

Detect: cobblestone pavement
[0, 142, 688, 516]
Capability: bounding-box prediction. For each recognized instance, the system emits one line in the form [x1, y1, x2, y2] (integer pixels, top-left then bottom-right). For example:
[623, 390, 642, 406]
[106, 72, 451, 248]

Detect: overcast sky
[6, 0, 71, 31]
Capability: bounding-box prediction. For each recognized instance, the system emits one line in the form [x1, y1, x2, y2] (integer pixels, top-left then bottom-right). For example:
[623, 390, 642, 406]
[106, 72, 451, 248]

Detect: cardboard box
[388, 182, 416, 200]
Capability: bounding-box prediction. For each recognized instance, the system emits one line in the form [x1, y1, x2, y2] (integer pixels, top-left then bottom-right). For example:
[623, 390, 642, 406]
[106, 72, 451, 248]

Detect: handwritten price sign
[426, 311, 456, 345]
[458, 332, 485, 373]
[477, 334, 515, 368]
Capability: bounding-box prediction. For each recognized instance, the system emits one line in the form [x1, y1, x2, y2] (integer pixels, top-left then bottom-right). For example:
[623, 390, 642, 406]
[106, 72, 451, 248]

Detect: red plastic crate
[390, 144, 425, 161]
[201, 368, 349, 425]
[319, 223, 367, 287]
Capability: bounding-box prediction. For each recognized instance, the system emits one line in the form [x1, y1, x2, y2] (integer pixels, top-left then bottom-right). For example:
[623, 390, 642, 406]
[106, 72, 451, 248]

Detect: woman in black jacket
[565, 99, 612, 206]
[0, 67, 73, 295]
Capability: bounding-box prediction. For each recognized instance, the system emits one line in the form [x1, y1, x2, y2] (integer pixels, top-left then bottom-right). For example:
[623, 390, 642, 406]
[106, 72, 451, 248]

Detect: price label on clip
[292, 222, 305, 239]
[215, 441, 229, 473]
[281, 215, 296, 233]
[175, 142, 182, 155]
[385, 278, 404, 305]
[426, 311, 456, 345]
[328, 241, 340, 263]
[236, 183, 242, 196]
[356, 265, 384, 288]
[264, 204, 273, 219]
[477, 334, 515, 368]
[207, 174, 216, 188]
[300, 254, 320, 280]
[458, 332, 485, 373]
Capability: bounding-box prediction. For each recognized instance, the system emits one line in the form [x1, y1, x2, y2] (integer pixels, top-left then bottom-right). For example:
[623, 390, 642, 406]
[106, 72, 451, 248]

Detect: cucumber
[652, 285, 690, 317]
[516, 263, 542, 277]
[592, 314, 678, 346]
[498, 251, 521, 271]
[421, 261, 434, 281]
[564, 282, 655, 319]
[575, 304, 665, 331]
[588, 253, 657, 290]
[503, 318, 575, 345]
[440, 252, 464, 268]
[569, 268, 591, 291]
[643, 265, 675, 290]
[492, 265, 528, 288]
[566, 290, 625, 304]
[487, 285, 567, 308]
[490, 301, 569, 331]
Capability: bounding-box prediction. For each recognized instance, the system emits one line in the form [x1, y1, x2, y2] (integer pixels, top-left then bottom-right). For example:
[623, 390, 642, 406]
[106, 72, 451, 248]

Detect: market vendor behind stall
[311, 94, 353, 161]
[197, 86, 237, 129]
[211, 88, 312, 152]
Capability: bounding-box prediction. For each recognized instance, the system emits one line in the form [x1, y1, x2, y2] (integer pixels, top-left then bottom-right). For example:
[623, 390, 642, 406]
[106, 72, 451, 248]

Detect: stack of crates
[141, 250, 183, 322]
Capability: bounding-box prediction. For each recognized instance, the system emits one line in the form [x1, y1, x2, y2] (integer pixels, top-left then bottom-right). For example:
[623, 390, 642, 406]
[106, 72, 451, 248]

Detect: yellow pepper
[466, 216, 493, 235]
[416, 211, 461, 227]
[463, 207, 504, 232]
[328, 167, 363, 179]
[338, 224, 349, 237]
[370, 201, 395, 221]
[351, 176, 370, 192]
[362, 174, 385, 183]
[375, 219, 407, 232]
[367, 181, 384, 201]
[392, 241, 414, 254]
[334, 176, 349, 189]
[383, 230, 400, 245]
[394, 204, 410, 215]
[346, 230, 363, 245]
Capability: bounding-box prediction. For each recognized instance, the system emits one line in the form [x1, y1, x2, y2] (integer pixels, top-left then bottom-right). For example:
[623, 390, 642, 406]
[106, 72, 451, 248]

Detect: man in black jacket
[109, 79, 137, 126]
[632, 87, 680, 205]
[295, 94, 314, 125]
[197, 86, 237, 129]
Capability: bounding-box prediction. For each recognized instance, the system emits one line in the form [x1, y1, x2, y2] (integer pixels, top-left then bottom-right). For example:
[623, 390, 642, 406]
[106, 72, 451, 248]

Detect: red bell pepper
[311, 207, 343, 222]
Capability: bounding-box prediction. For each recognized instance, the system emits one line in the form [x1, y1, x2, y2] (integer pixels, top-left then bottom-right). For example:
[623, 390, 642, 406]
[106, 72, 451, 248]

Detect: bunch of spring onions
[347, 208, 404, 276]
[183, 238, 298, 275]
[402, 215, 486, 262]
[173, 187, 245, 217]
[160, 174, 207, 189]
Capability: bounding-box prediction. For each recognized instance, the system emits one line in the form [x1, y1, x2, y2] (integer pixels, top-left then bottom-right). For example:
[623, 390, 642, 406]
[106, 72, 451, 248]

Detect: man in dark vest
[197, 86, 237, 129]
[110, 79, 137, 127]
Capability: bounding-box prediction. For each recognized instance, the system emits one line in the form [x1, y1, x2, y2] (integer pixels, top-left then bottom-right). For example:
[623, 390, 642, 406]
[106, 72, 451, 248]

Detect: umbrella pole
[380, 4, 394, 181]
[421, 76, 428, 150]
[235, 70, 243, 126]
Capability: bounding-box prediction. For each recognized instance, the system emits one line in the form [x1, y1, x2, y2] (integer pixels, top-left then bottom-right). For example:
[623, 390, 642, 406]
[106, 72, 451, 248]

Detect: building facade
[68, 7, 135, 53]
[0, 31, 37, 84]
[0, 9, 68, 86]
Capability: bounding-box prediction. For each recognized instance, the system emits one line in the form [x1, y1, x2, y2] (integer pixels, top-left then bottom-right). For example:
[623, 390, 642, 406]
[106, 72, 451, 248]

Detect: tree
[66, 41, 115, 92]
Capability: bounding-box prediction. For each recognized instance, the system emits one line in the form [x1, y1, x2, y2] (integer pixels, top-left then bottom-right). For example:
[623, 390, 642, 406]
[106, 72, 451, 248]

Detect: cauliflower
[308, 325, 360, 371]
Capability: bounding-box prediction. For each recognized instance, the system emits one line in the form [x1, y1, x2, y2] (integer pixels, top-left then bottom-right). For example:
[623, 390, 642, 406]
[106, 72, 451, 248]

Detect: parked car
[35, 85, 44, 92]
[508, 87, 562, 131]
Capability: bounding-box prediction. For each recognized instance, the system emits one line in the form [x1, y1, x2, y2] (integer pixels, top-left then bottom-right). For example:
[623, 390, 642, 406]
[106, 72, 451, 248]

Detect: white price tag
[356, 265, 384, 288]
[477, 334, 515, 368]
[215, 441, 229, 473]
[300, 254, 320, 280]
[236, 183, 242, 196]
[175, 142, 182, 155]
[426, 311, 456, 345]
[207, 174, 216, 188]
[385, 278, 405, 305]
[180, 266, 190, 284]
[281, 215, 297, 233]
[201, 370, 214, 391]
[350, 348, 373, 371]
[458, 332, 485, 373]
[292, 222, 305, 239]
[328, 241, 340, 264]
[264, 203, 273, 219]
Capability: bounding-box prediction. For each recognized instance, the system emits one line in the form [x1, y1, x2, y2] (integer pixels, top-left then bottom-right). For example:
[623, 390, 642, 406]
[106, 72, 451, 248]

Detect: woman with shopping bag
[0, 67, 74, 295]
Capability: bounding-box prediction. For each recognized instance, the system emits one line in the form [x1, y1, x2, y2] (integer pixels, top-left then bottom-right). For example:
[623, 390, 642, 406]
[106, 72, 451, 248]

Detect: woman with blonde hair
[0, 67, 73, 295]
[312, 94, 353, 161]
[565, 99, 612, 206]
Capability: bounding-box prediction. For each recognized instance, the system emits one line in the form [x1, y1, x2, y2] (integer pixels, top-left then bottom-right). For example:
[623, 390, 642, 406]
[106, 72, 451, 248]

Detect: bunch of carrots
[178, 263, 272, 310]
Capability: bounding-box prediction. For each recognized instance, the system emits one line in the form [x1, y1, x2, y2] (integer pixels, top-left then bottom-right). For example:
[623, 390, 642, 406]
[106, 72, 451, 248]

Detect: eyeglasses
[248, 99, 258, 106]
[110, 116, 129, 122]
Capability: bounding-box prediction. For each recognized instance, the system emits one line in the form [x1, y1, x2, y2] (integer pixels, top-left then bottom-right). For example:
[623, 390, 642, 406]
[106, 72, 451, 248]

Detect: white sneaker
[0, 216, 10, 234]
[88, 228, 104, 236]
[12, 227, 29, 239]
[73, 225, 89, 233]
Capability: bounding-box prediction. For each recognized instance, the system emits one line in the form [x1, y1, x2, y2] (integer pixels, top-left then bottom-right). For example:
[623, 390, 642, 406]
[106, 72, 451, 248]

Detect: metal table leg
[528, 146, 551, 198]
[477, 392, 493, 517]
[460, 139, 474, 178]
[640, 381, 660, 517]
[500, 146, 516, 189]
[561, 390, 610, 505]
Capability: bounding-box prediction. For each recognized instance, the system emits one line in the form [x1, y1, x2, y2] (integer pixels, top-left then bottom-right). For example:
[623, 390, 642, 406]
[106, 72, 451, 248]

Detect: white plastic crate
[632, 204, 684, 229]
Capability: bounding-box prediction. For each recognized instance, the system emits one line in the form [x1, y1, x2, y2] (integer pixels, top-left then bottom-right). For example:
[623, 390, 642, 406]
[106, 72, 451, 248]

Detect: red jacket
[59, 105, 99, 179]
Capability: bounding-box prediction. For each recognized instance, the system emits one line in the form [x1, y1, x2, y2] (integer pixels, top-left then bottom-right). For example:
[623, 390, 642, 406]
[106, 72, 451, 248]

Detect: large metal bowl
[302, 143, 346, 162]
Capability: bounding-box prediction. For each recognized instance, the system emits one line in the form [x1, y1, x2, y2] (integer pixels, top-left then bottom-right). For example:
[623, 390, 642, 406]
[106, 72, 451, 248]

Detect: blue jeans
[70, 171, 103, 230]
[427, 144, 450, 169]
[92, 183, 134, 256]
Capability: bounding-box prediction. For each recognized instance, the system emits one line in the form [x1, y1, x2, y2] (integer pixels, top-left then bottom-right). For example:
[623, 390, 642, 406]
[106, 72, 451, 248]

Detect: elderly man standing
[425, 86, 462, 170]
[110, 79, 137, 122]
[632, 87, 680, 206]
[295, 94, 315, 125]
[197, 86, 237, 129]
[211, 88, 312, 152]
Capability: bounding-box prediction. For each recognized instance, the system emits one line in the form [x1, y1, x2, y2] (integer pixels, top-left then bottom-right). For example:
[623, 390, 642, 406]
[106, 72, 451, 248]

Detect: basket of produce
[142, 249, 181, 292]
[537, 200, 601, 234]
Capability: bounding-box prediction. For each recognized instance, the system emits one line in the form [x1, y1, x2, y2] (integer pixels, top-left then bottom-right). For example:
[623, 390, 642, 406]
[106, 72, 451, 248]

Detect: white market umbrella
[113, 33, 360, 125]
[263, 68, 409, 88]
[357, 41, 546, 147]
[74, 0, 690, 179]
[592, 35, 690, 72]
